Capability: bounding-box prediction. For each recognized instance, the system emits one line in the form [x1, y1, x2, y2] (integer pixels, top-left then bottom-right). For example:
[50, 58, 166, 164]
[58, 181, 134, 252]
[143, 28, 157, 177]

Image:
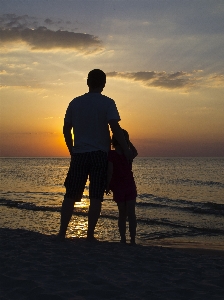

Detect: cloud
[0, 27, 102, 53]
[106, 70, 202, 90]
[0, 14, 103, 54]
[208, 74, 224, 87]
[0, 14, 75, 31]
[0, 84, 44, 91]
[0, 14, 37, 30]
[106, 70, 224, 91]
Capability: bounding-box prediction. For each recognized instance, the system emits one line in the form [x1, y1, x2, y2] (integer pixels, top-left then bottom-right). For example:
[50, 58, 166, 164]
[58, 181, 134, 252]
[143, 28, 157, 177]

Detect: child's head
[87, 69, 106, 89]
[111, 129, 130, 148]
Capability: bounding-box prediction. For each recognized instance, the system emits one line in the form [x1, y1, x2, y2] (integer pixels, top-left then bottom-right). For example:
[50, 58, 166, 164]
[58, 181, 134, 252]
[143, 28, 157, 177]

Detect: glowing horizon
[0, 1, 224, 157]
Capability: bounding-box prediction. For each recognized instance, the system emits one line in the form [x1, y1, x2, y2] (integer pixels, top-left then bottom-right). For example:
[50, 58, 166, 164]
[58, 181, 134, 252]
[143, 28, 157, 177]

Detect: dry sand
[0, 228, 224, 300]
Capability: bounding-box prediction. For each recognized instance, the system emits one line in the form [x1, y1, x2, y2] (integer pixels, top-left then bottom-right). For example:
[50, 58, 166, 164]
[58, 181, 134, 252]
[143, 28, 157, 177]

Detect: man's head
[87, 69, 106, 91]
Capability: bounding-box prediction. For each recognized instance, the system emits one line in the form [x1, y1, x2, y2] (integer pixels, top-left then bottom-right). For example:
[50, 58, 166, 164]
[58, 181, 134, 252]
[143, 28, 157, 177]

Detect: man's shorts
[64, 151, 108, 202]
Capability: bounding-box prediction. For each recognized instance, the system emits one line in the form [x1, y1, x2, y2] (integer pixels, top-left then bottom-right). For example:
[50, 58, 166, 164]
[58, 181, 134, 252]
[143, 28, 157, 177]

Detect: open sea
[0, 157, 224, 250]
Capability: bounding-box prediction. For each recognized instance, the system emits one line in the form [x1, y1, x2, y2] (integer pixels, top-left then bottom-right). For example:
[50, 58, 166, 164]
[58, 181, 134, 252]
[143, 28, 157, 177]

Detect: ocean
[0, 157, 224, 250]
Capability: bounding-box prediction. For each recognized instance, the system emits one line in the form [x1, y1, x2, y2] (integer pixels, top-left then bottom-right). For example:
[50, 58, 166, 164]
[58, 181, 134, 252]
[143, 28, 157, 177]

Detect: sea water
[0, 157, 224, 249]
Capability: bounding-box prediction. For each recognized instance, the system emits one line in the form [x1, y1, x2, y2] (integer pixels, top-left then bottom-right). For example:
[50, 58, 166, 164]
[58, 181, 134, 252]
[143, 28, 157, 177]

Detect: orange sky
[0, 1, 224, 157]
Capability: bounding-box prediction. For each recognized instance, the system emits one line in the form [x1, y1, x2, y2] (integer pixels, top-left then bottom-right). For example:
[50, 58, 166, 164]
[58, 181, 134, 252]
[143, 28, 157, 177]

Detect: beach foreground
[0, 228, 224, 300]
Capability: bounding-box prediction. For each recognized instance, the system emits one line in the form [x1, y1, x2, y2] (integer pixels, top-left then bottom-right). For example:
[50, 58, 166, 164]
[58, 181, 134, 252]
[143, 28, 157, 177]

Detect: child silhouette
[106, 129, 138, 244]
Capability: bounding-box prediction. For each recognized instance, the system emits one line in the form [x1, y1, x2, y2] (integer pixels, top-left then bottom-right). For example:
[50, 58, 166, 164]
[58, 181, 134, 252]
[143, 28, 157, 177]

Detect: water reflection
[68, 218, 88, 238]
[66, 196, 90, 238]
[74, 197, 89, 209]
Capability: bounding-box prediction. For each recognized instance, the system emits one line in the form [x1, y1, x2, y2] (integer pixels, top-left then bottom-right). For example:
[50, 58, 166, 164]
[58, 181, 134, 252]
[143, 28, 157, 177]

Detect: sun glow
[0, 4, 224, 157]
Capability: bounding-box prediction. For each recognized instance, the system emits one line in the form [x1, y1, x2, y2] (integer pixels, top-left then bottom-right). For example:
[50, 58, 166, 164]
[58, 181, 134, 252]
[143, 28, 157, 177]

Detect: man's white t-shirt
[64, 93, 120, 153]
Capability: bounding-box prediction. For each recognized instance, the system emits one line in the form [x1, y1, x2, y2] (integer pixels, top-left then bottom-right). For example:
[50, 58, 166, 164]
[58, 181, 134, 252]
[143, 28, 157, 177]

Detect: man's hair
[112, 129, 130, 148]
[87, 69, 106, 89]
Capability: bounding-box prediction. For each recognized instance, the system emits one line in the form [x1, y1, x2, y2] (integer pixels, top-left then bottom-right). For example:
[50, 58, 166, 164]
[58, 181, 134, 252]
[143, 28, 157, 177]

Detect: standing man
[58, 69, 132, 240]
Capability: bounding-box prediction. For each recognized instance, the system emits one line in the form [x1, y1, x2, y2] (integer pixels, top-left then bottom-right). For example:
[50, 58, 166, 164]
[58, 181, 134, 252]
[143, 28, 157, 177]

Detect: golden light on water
[74, 198, 89, 209]
[69, 218, 88, 238]
[68, 189, 90, 238]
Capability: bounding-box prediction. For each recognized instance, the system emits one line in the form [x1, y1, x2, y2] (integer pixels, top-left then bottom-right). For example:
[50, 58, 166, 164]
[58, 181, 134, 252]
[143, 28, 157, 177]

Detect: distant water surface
[0, 157, 224, 249]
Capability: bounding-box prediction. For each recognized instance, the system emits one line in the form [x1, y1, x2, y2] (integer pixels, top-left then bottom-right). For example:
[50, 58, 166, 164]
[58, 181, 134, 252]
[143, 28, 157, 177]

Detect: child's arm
[106, 161, 113, 195]
[109, 120, 133, 163]
[129, 142, 138, 159]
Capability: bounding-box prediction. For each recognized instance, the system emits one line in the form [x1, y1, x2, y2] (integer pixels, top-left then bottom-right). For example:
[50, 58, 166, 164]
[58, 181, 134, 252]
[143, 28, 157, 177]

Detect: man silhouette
[58, 69, 132, 240]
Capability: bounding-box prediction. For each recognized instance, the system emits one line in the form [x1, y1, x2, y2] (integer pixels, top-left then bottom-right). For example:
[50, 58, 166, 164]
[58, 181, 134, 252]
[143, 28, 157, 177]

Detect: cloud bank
[106, 70, 224, 91]
[0, 14, 103, 54]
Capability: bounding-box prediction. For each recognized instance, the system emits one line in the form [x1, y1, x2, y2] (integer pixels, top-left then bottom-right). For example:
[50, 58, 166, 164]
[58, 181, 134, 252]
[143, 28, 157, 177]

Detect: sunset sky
[0, 0, 224, 157]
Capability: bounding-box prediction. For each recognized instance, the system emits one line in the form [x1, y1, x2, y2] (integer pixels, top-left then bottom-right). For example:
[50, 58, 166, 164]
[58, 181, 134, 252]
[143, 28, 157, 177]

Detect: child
[106, 129, 138, 245]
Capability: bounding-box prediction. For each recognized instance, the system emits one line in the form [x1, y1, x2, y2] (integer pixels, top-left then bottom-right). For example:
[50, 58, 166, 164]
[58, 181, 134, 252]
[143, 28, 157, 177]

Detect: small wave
[171, 178, 224, 188]
[1, 199, 224, 239]
[3, 194, 223, 220]
[138, 229, 224, 241]
[137, 218, 224, 238]
[0, 199, 60, 212]
[136, 194, 224, 217]
[0, 198, 90, 217]
[0, 199, 122, 224]
[1, 191, 65, 196]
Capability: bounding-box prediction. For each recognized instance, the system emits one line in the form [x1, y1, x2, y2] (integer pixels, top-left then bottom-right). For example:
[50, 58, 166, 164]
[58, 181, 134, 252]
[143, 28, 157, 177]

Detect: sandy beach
[0, 228, 224, 300]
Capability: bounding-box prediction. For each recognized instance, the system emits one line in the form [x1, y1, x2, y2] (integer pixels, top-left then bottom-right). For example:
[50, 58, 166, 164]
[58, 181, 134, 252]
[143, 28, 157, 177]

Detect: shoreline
[153, 244, 224, 258]
[2, 224, 224, 254]
[141, 240, 224, 256]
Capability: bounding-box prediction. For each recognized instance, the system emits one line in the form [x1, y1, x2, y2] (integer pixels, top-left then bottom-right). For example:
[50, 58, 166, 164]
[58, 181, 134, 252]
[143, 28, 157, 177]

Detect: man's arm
[130, 142, 138, 159]
[63, 121, 73, 155]
[108, 119, 133, 162]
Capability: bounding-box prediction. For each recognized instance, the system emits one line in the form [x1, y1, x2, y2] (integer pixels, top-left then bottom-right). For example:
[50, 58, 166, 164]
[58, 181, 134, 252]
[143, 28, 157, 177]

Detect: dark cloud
[0, 14, 73, 30]
[0, 27, 102, 52]
[0, 14, 37, 30]
[44, 18, 54, 25]
[107, 71, 200, 90]
[0, 14, 103, 54]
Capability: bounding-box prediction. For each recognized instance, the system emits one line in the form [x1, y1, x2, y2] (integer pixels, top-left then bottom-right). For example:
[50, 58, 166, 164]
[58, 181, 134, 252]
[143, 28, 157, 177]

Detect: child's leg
[126, 199, 136, 244]
[117, 201, 127, 243]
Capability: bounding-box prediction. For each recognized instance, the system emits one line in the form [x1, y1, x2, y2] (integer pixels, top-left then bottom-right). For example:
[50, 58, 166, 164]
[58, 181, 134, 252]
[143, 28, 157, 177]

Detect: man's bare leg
[58, 197, 75, 240]
[87, 198, 101, 240]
